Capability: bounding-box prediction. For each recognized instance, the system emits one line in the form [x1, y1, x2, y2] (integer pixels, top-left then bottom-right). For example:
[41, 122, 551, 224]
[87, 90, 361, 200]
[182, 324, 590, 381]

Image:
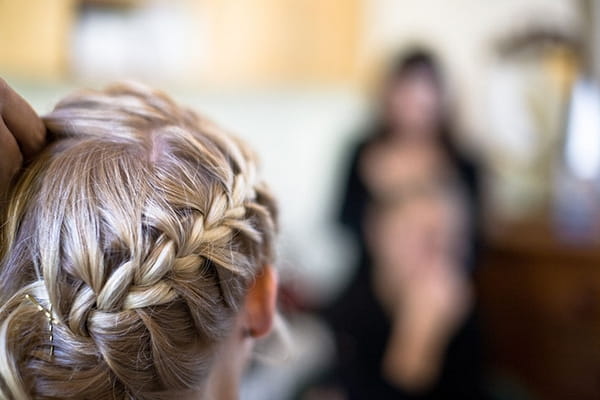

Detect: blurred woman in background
[325, 49, 486, 399]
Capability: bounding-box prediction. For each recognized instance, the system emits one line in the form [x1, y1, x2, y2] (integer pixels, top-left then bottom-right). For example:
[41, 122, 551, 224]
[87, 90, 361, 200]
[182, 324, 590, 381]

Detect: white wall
[362, 0, 580, 143]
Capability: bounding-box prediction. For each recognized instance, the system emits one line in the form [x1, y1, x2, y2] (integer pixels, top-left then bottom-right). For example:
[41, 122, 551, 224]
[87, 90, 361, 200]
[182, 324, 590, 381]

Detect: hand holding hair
[0, 78, 46, 196]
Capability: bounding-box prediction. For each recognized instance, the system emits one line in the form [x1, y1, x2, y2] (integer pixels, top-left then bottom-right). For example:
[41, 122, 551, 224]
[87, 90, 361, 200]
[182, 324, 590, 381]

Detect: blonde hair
[0, 83, 277, 399]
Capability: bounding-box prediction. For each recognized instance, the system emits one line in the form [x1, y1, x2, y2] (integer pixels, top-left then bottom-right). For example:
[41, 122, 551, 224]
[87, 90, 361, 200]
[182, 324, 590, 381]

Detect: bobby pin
[24, 294, 54, 357]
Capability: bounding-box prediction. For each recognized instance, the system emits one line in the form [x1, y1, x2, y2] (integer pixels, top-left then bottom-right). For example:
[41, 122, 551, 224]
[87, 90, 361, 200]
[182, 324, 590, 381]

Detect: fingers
[0, 78, 46, 160]
[0, 118, 23, 195]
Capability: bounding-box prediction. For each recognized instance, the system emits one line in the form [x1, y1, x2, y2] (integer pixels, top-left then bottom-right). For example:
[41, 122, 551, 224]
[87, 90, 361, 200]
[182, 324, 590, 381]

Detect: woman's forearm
[382, 310, 446, 392]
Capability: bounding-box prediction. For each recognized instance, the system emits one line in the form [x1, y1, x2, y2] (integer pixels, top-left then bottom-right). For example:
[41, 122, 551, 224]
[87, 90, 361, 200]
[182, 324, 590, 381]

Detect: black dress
[324, 138, 488, 400]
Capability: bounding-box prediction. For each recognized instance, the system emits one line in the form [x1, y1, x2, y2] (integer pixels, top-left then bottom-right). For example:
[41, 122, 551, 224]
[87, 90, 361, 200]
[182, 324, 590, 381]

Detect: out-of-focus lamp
[554, 77, 600, 243]
[565, 78, 600, 180]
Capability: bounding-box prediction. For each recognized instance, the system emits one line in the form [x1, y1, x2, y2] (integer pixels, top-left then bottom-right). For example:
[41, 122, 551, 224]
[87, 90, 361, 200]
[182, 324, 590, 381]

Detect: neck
[178, 356, 241, 400]
[389, 128, 437, 147]
[181, 331, 251, 400]
[205, 362, 241, 400]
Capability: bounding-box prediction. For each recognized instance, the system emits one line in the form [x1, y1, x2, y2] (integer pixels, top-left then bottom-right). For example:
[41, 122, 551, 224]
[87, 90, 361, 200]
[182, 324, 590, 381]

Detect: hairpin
[24, 294, 54, 356]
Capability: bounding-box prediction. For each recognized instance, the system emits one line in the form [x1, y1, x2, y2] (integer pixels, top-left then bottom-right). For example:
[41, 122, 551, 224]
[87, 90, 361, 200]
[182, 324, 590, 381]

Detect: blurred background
[1, 0, 599, 399]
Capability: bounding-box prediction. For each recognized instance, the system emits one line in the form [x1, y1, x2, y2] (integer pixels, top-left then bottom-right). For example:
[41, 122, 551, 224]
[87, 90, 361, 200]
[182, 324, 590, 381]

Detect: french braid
[0, 83, 277, 400]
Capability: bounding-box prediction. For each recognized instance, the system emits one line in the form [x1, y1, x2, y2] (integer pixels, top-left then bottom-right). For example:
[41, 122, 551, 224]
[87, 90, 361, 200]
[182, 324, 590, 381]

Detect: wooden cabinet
[0, 0, 76, 79]
[477, 221, 600, 400]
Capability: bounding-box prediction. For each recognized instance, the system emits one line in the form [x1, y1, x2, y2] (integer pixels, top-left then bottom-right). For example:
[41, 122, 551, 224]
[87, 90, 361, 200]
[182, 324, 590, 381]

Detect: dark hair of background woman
[371, 48, 463, 170]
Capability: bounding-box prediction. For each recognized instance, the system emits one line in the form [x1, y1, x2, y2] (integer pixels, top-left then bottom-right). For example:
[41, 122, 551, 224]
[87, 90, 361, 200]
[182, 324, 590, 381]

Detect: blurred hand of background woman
[367, 188, 473, 391]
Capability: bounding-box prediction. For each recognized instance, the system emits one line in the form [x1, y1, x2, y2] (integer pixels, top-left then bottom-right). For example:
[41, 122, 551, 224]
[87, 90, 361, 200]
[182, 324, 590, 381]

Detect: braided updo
[0, 83, 277, 399]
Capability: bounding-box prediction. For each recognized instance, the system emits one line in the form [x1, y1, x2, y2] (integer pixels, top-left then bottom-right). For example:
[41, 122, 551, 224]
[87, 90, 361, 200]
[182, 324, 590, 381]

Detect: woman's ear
[243, 265, 278, 338]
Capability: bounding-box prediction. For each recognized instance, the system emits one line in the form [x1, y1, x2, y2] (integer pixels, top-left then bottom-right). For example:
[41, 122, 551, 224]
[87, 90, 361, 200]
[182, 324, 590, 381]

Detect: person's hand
[381, 255, 472, 391]
[0, 78, 46, 196]
[368, 192, 467, 311]
[367, 192, 472, 391]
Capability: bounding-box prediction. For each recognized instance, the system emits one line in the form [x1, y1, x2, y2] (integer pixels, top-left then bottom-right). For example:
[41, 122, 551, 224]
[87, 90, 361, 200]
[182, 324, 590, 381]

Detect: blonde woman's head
[0, 83, 278, 399]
